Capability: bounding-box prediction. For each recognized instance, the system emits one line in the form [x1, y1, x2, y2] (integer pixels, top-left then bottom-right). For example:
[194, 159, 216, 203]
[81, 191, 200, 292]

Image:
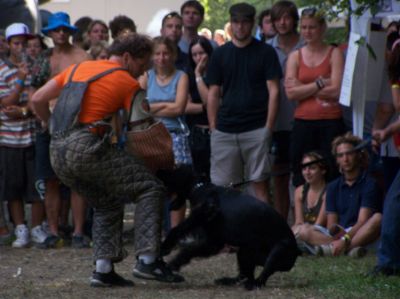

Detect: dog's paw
[244, 278, 265, 291]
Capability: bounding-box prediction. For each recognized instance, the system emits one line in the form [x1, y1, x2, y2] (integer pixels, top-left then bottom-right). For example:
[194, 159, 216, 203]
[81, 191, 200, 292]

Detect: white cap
[5, 23, 33, 41]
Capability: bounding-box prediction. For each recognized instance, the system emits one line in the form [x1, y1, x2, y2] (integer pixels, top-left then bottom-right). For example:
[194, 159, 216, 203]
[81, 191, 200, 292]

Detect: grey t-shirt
[268, 35, 305, 132]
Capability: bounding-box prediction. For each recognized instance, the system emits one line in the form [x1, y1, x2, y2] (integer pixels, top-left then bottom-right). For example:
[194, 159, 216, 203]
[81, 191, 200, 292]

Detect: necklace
[156, 69, 175, 82]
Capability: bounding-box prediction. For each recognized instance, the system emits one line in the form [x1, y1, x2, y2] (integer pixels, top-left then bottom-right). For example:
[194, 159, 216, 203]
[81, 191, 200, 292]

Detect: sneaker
[316, 244, 334, 256]
[296, 239, 319, 255]
[0, 232, 15, 246]
[37, 234, 64, 249]
[41, 221, 51, 235]
[12, 224, 30, 248]
[133, 259, 185, 283]
[71, 235, 91, 249]
[347, 246, 367, 258]
[367, 265, 400, 277]
[31, 225, 48, 244]
[90, 270, 134, 287]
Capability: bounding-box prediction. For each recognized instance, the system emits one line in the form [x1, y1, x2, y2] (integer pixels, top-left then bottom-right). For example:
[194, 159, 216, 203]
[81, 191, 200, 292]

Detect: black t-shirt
[175, 48, 190, 74]
[207, 38, 282, 133]
[186, 70, 209, 128]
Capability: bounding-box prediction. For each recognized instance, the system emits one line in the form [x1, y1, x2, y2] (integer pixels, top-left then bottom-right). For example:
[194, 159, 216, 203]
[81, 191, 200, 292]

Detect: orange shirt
[53, 60, 139, 124]
[294, 47, 342, 120]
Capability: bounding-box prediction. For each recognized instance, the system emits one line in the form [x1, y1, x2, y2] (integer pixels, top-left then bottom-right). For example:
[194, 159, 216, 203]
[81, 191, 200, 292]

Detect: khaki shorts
[210, 127, 272, 186]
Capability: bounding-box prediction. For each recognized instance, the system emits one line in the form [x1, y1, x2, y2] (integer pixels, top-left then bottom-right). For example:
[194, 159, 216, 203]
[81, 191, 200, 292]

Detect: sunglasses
[52, 27, 72, 34]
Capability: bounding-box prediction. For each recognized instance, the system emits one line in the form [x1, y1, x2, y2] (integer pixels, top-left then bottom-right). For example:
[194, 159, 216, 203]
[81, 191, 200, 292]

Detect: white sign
[339, 32, 360, 107]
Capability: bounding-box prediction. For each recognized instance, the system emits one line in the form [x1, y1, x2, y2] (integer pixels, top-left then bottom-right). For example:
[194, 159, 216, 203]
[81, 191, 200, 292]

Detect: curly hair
[331, 132, 368, 170]
[108, 33, 152, 59]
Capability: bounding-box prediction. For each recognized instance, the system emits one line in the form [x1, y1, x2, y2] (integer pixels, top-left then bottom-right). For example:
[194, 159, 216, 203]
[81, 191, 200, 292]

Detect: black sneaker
[90, 270, 134, 287]
[132, 259, 185, 283]
[367, 265, 400, 277]
[71, 235, 91, 249]
[36, 234, 64, 249]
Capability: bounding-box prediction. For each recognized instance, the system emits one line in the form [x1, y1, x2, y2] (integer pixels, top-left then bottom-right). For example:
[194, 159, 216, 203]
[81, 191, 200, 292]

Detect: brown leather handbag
[125, 89, 175, 173]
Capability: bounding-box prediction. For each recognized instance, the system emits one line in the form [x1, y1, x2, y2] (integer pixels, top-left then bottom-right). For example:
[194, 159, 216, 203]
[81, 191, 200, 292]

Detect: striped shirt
[0, 59, 36, 147]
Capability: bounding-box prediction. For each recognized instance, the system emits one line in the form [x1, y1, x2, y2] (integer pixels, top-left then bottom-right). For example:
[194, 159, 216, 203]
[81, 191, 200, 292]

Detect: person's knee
[297, 224, 311, 241]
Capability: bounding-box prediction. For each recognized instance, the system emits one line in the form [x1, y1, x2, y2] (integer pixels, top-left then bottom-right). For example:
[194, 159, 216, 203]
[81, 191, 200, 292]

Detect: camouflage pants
[50, 128, 165, 262]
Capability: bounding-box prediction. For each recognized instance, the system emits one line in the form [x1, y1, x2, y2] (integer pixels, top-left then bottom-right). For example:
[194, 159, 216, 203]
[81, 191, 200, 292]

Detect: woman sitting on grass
[292, 151, 329, 254]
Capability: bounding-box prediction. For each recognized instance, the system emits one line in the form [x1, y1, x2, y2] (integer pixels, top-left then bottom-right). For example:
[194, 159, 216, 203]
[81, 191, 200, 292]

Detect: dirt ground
[0, 204, 304, 299]
[0, 244, 307, 299]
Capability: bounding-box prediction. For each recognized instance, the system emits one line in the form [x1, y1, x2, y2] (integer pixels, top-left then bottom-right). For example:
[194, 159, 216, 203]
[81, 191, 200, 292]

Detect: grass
[1, 246, 399, 299]
[284, 255, 400, 299]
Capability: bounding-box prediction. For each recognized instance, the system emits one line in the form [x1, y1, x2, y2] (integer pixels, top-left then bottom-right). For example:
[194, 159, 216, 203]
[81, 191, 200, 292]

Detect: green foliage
[199, 0, 400, 32]
[199, 0, 275, 31]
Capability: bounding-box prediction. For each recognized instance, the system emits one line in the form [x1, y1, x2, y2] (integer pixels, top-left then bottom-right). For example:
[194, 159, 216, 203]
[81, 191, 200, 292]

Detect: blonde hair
[89, 40, 109, 59]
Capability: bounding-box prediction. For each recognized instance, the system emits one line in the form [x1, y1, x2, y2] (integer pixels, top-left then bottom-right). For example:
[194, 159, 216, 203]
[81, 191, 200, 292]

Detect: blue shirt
[326, 172, 382, 228]
[146, 69, 185, 131]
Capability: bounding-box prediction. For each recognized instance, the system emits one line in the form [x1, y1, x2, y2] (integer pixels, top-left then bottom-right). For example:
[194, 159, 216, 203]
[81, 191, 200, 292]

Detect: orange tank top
[294, 47, 342, 120]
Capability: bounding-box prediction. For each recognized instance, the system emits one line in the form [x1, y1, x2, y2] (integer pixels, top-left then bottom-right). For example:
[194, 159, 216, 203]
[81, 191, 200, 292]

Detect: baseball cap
[5, 23, 34, 41]
[229, 3, 256, 21]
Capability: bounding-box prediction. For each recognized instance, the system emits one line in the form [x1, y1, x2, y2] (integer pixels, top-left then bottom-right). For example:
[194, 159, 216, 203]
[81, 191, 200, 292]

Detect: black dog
[160, 181, 300, 290]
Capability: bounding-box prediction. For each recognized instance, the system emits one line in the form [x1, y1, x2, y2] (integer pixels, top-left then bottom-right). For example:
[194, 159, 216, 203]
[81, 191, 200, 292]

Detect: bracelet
[21, 107, 28, 117]
[195, 76, 203, 84]
[341, 233, 351, 245]
[392, 83, 400, 89]
[15, 79, 25, 87]
[315, 78, 325, 90]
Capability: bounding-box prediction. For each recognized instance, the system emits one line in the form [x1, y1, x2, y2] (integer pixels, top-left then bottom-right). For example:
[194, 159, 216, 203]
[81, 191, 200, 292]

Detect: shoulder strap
[67, 65, 127, 84]
[298, 48, 303, 65]
[301, 183, 310, 203]
[67, 63, 82, 83]
[87, 67, 127, 83]
[317, 186, 327, 203]
[127, 88, 152, 121]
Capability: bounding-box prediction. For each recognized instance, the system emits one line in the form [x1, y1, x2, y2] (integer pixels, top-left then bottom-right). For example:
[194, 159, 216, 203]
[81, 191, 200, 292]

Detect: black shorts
[35, 130, 57, 181]
[271, 131, 291, 165]
[0, 146, 39, 202]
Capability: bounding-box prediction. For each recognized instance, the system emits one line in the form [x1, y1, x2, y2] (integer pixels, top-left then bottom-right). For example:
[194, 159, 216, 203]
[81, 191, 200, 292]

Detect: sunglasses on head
[301, 7, 318, 17]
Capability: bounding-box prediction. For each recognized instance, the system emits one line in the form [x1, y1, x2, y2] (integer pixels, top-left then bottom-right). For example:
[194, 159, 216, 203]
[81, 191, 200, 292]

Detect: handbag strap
[128, 88, 153, 123]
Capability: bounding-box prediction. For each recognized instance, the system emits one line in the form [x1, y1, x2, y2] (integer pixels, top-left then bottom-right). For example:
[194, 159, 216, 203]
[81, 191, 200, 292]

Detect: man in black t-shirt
[207, 2, 282, 203]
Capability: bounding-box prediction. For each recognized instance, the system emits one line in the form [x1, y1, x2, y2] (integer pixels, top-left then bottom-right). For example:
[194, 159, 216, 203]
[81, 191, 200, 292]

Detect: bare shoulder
[287, 49, 300, 67]
[294, 185, 304, 201]
[73, 46, 91, 62]
[331, 47, 344, 62]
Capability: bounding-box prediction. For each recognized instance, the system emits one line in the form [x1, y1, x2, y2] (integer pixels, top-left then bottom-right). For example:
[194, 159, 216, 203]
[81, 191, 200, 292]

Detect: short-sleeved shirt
[53, 60, 139, 124]
[207, 38, 282, 133]
[326, 172, 382, 228]
[0, 59, 36, 147]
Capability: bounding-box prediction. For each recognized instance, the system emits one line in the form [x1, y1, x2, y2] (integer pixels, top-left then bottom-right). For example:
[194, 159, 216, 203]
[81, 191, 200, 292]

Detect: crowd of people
[0, 0, 399, 288]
